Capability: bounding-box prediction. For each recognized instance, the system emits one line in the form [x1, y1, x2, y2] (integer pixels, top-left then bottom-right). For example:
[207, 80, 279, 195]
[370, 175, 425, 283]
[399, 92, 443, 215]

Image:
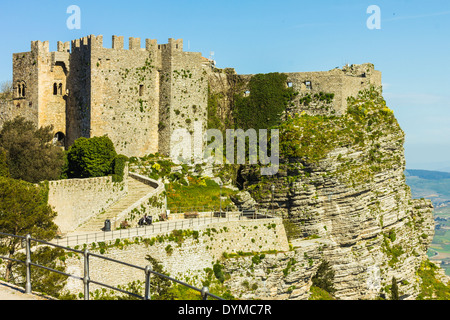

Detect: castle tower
[12, 40, 68, 146]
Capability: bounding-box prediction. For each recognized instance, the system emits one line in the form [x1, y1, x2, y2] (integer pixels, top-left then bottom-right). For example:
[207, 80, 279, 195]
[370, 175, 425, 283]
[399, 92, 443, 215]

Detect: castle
[3, 35, 382, 157]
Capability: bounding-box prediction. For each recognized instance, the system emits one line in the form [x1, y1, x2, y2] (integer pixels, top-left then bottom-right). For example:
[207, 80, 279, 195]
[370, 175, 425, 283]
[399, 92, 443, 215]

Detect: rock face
[224, 88, 435, 300]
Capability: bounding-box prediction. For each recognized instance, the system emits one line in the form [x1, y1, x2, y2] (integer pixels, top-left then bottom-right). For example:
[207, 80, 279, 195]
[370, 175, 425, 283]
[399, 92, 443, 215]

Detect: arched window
[18, 84, 22, 97]
[21, 84, 26, 97]
[58, 83, 63, 96]
[53, 132, 65, 147]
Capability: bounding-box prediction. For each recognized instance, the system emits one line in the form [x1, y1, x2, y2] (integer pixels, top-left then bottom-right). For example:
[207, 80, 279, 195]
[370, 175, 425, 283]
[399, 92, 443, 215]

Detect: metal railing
[0, 232, 224, 301]
[57, 214, 245, 247]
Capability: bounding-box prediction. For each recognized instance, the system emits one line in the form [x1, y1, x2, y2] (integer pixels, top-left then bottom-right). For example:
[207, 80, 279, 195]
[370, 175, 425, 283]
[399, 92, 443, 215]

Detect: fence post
[83, 248, 90, 300]
[144, 265, 152, 300]
[25, 234, 32, 294]
[201, 287, 209, 300]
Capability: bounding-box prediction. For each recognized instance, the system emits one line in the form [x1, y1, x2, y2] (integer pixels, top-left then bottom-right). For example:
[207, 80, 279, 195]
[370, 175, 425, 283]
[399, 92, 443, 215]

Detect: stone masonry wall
[62, 218, 289, 296]
[88, 36, 160, 157]
[48, 176, 128, 234]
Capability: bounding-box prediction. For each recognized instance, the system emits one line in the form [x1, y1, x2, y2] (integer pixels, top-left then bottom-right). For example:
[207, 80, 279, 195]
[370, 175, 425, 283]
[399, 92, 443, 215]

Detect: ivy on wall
[233, 73, 297, 130]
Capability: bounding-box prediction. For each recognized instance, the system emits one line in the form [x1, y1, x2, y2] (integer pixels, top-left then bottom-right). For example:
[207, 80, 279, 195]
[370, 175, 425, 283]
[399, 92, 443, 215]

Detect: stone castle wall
[48, 175, 128, 234]
[4, 35, 381, 159]
[62, 217, 289, 296]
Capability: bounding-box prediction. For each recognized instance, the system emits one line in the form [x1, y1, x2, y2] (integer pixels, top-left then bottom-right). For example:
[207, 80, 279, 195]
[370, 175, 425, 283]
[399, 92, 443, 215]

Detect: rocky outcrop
[224, 88, 436, 300]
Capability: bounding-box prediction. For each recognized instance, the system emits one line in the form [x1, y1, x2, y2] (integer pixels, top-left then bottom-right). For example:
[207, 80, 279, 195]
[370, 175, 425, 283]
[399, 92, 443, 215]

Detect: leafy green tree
[0, 117, 65, 183]
[0, 177, 58, 281]
[0, 148, 9, 178]
[145, 255, 174, 300]
[311, 260, 336, 295]
[65, 136, 118, 178]
[12, 247, 71, 299]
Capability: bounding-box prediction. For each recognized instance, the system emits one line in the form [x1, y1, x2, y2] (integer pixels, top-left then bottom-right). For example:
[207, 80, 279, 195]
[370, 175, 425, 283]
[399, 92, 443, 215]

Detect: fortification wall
[11, 49, 39, 126]
[63, 217, 289, 295]
[158, 39, 208, 157]
[88, 35, 160, 157]
[35, 43, 68, 136]
[65, 37, 92, 146]
[48, 175, 128, 234]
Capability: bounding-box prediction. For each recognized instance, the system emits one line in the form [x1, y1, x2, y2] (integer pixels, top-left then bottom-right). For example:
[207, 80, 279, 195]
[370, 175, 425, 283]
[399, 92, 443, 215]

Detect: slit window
[305, 81, 312, 90]
[53, 83, 58, 95]
[139, 85, 145, 97]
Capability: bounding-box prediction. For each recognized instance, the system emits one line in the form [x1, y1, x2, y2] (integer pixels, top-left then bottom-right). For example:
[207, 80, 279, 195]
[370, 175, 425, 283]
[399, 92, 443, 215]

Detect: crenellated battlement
[31, 40, 49, 54]
[30, 35, 185, 55]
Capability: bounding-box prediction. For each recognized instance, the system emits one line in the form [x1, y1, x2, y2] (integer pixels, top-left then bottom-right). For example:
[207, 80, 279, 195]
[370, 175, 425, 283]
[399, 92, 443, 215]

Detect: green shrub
[66, 136, 117, 178]
[213, 263, 225, 283]
[112, 154, 128, 182]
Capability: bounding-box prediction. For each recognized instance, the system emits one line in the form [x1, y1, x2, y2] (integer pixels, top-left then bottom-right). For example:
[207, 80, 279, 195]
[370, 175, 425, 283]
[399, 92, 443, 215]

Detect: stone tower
[11, 35, 209, 157]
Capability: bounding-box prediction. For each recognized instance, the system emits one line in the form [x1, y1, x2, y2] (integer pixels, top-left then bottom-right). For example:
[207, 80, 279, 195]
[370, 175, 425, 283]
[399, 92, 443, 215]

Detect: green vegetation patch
[234, 72, 297, 130]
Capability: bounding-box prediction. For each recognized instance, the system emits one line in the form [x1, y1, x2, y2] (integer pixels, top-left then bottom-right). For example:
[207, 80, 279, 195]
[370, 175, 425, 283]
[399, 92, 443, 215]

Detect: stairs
[73, 177, 154, 232]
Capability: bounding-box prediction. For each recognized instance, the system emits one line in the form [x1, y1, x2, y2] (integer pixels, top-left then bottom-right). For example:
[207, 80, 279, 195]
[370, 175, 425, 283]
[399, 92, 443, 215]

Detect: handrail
[0, 232, 224, 301]
[56, 210, 277, 247]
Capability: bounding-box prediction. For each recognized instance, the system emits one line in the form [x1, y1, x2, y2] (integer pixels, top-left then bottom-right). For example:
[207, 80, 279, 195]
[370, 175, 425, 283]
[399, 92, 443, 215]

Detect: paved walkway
[0, 281, 51, 300]
[74, 177, 154, 233]
[55, 215, 244, 247]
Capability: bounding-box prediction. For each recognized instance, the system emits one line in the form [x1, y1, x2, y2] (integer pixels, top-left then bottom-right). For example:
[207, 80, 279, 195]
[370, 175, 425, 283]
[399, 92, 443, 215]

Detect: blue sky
[0, 0, 449, 171]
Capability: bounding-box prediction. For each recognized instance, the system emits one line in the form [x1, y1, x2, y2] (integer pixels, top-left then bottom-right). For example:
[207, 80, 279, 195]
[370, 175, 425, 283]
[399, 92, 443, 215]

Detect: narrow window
[18, 84, 22, 97]
[139, 85, 144, 97]
[53, 83, 58, 95]
[22, 84, 26, 97]
[305, 81, 312, 90]
[58, 83, 63, 95]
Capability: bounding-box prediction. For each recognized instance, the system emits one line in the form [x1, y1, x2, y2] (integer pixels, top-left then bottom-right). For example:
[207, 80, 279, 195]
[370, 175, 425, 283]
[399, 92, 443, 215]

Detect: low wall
[63, 218, 289, 296]
[48, 176, 128, 234]
[111, 172, 165, 226]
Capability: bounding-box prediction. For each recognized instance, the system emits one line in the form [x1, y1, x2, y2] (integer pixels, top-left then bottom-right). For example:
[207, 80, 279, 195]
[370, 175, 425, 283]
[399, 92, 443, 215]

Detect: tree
[145, 255, 174, 300]
[0, 117, 65, 183]
[0, 148, 9, 178]
[0, 177, 58, 281]
[0, 81, 13, 101]
[391, 276, 399, 300]
[311, 260, 336, 295]
[65, 136, 118, 179]
[12, 247, 71, 298]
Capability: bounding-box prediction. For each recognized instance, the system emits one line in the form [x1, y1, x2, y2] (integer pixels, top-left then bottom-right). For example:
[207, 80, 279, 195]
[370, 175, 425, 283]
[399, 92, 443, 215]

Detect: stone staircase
[73, 177, 154, 232]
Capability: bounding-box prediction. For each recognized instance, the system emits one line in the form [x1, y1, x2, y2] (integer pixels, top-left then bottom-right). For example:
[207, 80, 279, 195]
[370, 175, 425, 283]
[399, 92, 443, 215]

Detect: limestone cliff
[224, 88, 436, 300]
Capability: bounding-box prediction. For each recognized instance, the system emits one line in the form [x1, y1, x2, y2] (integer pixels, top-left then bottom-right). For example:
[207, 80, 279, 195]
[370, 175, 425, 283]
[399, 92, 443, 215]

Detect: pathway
[73, 176, 154, 233]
